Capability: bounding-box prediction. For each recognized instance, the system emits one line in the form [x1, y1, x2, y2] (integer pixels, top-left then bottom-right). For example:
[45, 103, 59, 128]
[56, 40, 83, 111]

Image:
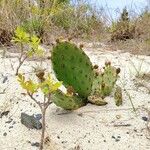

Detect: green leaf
[18, 73, 62, 95]
[12, 27, 30, 44]
[40, 74, 62, 95]
[28, 35, 44, 57]
[18, 74, 39, 94]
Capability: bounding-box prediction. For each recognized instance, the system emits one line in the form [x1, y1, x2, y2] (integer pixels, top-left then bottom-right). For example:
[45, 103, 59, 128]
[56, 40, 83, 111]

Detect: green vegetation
[12, 27, 44, 75]
[14, 29, 122, 148]
[91, 62, 120, 98]
[51, 39, 122, 109]
[18, 72, 62, 150]
[0, 1, 149, 149]
[52, 41, 94, 98]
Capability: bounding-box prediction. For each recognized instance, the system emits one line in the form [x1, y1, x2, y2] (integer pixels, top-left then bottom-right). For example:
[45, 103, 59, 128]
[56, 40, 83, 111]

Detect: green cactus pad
[51, 41, 94, 98]
[91, 63, 119, 98]
[51, 90, 86, 110]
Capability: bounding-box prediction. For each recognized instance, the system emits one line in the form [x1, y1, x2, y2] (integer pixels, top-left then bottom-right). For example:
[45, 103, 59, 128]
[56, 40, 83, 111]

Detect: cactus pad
[114, 86, 122, 106]
[51, 90, 86, 110]
[91, 62, 120, 98]
[51, 41, 94, 98]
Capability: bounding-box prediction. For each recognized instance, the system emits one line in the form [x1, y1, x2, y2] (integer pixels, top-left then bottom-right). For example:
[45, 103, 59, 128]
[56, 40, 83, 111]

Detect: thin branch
[28, 92, 52, 150]
[16, 54, 28, 75]
[28, 92, 42, 110]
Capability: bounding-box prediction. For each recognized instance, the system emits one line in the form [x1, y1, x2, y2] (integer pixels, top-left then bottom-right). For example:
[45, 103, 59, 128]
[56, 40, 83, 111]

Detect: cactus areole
[51, 41, 94, 98]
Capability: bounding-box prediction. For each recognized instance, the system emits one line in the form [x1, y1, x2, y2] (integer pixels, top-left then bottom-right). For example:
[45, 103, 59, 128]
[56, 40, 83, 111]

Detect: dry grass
[0, 0, 105, 45]
[0, 0, 149, 55]
[109, 39, 150, 55]
[106, 9, 150, 55]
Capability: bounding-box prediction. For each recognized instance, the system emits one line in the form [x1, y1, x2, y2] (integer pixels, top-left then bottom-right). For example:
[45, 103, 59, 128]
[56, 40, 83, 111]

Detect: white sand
[0, 45, 150, 150]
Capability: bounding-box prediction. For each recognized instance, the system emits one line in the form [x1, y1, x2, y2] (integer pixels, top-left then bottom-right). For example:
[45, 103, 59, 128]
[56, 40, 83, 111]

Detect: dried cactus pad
[51, 41, 94, 98]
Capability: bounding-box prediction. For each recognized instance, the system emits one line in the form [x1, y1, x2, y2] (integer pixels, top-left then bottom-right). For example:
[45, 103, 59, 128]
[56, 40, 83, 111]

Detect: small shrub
[110, 7, 135, 41]
[18, 72, 62, 150]
[12, 27, 44, 75]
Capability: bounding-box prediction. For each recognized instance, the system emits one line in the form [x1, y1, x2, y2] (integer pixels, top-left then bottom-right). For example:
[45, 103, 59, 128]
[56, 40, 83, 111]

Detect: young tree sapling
[18, 71, 62, 150]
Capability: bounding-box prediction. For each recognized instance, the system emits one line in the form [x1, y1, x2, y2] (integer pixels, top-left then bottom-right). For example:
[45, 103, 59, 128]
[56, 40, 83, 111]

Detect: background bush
[0, 0, 149, 55]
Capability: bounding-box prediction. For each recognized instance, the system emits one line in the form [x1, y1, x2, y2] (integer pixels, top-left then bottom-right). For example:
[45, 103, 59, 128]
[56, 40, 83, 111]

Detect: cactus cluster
[91, 62, 120, 98]
[51, 39, 122, 109]
[88, 62, 121, 105]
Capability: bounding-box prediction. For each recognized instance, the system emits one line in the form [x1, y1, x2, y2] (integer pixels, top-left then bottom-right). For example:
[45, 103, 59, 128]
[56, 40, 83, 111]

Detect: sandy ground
[0, 44, 150, 150]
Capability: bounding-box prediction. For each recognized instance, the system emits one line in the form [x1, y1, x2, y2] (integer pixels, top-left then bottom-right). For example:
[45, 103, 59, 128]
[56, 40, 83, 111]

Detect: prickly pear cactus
[51, 90, 86, 110]
[90, 62, 120, 98]
[51, 41, 94, 98]
[51, 40, 122, 109]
